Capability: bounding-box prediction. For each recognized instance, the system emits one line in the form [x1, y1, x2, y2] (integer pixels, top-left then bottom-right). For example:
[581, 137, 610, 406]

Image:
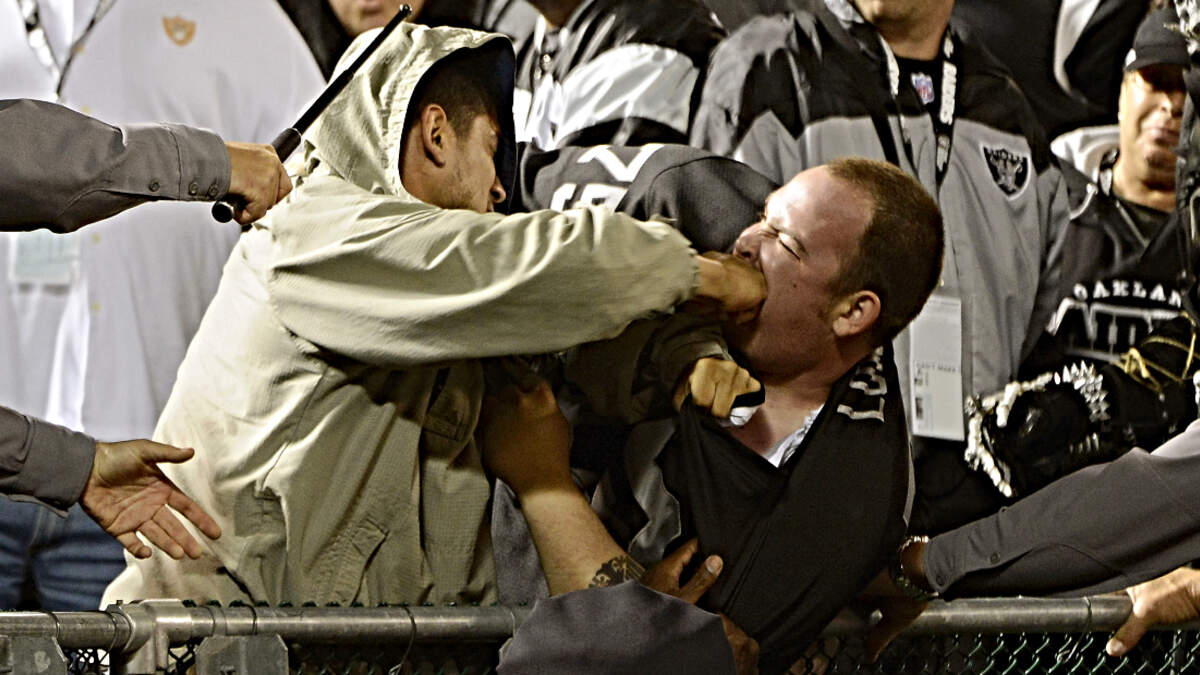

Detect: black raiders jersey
[1023, 160, 1194, 374]
[509, 142, 777, 253]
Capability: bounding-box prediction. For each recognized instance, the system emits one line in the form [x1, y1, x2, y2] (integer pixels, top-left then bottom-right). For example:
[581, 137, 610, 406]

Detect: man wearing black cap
[1021, 6, 1191, 377]
[957, 7, 1195, 501]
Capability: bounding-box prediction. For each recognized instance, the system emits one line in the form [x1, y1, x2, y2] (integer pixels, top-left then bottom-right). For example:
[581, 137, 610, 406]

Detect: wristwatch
[889, 535, 938, 602]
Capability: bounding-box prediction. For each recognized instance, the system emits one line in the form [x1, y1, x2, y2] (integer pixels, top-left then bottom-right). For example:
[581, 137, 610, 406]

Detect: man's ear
[831, 290, 881, 339]
[419, 104, 452, 167]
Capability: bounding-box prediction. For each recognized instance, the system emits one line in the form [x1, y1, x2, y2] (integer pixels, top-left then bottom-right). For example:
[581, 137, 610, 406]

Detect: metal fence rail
[0, 597, 1196, 674]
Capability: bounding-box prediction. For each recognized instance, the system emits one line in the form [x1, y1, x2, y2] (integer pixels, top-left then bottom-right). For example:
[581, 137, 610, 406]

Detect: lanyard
[16, 0, 115, 95]
[879, 32, 958, 190]
[1097, 154, 1153, 251]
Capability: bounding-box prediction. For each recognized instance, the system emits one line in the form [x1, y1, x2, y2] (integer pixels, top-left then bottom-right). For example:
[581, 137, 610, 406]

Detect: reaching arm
[0, 406, 221, 559]
[268, 192, 764, 368]
[481, 376, 760, 672]
[924, 420, 1200, 600]
[0, 406, 94, 513]
[0, 98, 288, 231]
[80, 439, 222, 559]
[481, 376, 639, 594]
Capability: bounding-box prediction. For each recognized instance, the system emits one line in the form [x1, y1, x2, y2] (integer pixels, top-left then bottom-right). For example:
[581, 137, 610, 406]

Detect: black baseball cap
[1125, 6, 1190, 72]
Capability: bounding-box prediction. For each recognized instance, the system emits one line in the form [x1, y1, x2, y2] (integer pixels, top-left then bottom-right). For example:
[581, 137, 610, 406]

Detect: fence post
[0, 635, 68, 675]
[195, 635, 288, 675]
[108, 601, 210, 674]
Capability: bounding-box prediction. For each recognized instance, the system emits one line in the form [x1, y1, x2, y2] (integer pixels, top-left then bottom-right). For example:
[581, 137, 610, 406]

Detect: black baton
[212, 4, 413, 223]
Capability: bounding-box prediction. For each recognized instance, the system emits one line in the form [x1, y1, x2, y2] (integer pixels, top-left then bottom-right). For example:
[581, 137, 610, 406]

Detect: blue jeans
[0, 500, 126, 610]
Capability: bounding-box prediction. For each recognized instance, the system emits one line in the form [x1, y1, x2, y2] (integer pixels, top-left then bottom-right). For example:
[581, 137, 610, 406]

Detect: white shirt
[0, 0, 87, 419]
[0, 0, 323, 440]
[760, 405, 823, 468]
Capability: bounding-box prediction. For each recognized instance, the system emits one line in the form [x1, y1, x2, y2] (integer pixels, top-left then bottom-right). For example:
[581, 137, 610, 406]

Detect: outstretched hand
[642, 539, 760, 674]
[79, 439, 221, 560]
[224, 141, 291, 225]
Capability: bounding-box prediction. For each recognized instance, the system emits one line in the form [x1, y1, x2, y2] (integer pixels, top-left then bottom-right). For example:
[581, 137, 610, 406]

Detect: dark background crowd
[3, 1, 1200, 673]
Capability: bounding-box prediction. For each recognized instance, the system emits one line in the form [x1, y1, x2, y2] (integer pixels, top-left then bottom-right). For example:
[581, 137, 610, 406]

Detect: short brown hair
[826, 157, 944, 345]
[407, 46, 503, 138]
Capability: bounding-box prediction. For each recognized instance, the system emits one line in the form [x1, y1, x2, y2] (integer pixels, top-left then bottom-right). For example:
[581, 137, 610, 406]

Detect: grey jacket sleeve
[498, 581, 736, 675]
[0, 406, 95, 515]
[0, 98, 230, 233]
[924, 419, 1200, 598]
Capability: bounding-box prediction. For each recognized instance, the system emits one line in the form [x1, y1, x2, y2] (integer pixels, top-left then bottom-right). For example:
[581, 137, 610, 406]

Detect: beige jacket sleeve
[265, 189, 700, 367]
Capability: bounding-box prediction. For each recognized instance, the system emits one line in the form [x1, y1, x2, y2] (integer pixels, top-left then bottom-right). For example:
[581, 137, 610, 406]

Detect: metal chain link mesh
[65, 648, 107, 674]
[792, 631, 1200, 673]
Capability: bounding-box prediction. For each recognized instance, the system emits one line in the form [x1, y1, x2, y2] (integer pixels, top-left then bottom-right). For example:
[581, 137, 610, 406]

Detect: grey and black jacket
[513, 0, 723, 149]
[1027, 153, 1192, 373]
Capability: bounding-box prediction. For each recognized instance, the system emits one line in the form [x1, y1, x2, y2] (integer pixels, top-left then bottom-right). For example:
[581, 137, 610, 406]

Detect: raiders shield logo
[162, 16, 196, 46]
[981, 145, 1029, 197]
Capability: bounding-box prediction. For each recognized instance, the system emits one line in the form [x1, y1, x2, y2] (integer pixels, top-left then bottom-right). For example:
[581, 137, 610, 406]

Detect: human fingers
[673, 378, 690, 411]
[275, 163, 293, 201]
[691, 369, 718, 414]
[516, 377, 558, 413]
[677, 555, 723, 604]
[710, 365, 760, 419]
[115, 532, 152, 560]
[167, 488, 223, 541]
[720, 615, 760, 675]
[688, 359, 759, 419]
[131, 440, 195, 465]
[865, 598, 927, 662]
[790, 637, 836, 674]
[641, 538, 698, 594]
[136, 519, 186, 560]
[151, 506, 206, 559]
[1107, 611, 1150, 657]
[715, 254, 766, 313]
[685, 358, 732, 415]
[226, 142, 285, 224]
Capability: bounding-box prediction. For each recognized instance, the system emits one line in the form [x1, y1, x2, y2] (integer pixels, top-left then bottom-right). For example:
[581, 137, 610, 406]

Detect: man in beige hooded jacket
[102, 23, 763, 607]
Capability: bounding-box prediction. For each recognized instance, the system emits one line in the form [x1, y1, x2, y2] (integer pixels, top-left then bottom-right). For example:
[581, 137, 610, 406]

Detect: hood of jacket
[299, 21, 517, 203]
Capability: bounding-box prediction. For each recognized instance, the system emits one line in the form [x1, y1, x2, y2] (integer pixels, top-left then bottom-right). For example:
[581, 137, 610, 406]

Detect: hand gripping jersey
[594, 346, 911, 673]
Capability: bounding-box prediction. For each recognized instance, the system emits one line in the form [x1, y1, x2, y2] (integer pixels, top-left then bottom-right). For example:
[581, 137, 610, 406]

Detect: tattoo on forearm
[589, 554, 646, 588]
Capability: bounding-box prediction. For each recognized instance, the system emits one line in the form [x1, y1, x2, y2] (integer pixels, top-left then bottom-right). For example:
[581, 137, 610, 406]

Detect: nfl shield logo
[910, 72, 935, 105]
[981, 145, 1030, 198]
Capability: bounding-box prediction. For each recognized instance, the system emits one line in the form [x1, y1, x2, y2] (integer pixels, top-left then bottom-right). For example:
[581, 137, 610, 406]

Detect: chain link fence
[0, 597, 1197, 674]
